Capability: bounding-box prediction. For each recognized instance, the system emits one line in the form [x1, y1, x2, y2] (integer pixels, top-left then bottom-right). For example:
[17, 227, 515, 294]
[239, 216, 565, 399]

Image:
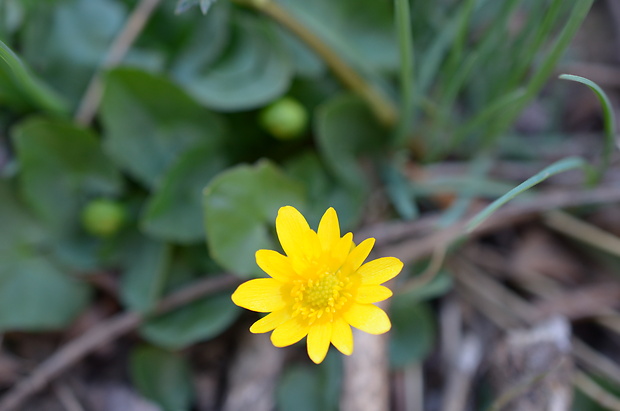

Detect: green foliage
[120, 236, 171, 313]
[203, 160, 305, 277]
[0, 0, 603, 405]
[101, 68, 226, 189]
[0, 40, 67, 114]
[130, 345, 194, 411]
[277, 0, 399, 73]
[13, 117, 122, 231]
[19, 0, 127, 104]
[141, 290, 239, 349]
[316, 94, 387, 190]
[0, 180, 90, 332]
[174, 12, 293, 111]
[389, 300, 435, 369]
[276, 351, 342, 411]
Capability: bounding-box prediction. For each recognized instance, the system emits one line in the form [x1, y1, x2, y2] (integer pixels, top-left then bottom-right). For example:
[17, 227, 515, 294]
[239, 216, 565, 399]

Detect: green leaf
[0, 180, 90, 331]
[171, 0, 232, 76]
[276, 0, 398, 72]
[0, 179, 46, 251]
[20, 0, 126, 104]
[0, 40, 67, 114]
[397, 270, 453, 303]
[120, 236, 171, 313]
[285, 151, 362, 230]
[130, 345, 194, 411]
[316, 94, 387, 190]
[173, 13, 293, 111]
[101, 68, 226, 188]
[176, 0, 217, 14]
[12, 117, 122, 231]
[142, 145, 228, 243]
[141, 291, 239, 349]
[388, 300, 435, 369]
[276, 351, 342, 411]
[203, 160, 305, 277]
[274, 25, 324, 78]
[0, 253, 91, 332]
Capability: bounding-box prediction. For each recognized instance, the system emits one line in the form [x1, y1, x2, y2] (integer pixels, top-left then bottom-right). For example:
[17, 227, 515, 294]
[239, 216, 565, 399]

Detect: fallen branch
[0, 275, 239, 411]
[374, 184, 620, 263]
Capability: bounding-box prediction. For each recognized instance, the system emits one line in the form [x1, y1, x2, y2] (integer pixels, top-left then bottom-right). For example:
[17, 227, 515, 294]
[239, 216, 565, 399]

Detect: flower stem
[236, 0, 398, 127]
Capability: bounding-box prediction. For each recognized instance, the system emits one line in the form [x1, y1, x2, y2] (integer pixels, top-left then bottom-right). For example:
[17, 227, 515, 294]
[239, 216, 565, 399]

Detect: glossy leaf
[276, 0, 398, 72]
[276, 351, 342, 411]
[0, 181, 90, 332]
[142, 145, 228, 243]
[316, 94, 387, 190]
[173, 13, 293, 111]
[101, 68, 226, 188]
[20, 0, 125, 104]
[0, 253, 91, 332]
[171, 0, 231, 78]
[141, 291, 239, 349]
[285, 151, 362, 230]
[0, 40, 67, 114]
[130, 345, 194, 411]
[12, 117, 122, 231]
[203, 160, 305, 277]
[389, 300, 435, 368]
[120, 236, 171, 313]
[175, 0, 217, 14]
[0, 179, 46, 251]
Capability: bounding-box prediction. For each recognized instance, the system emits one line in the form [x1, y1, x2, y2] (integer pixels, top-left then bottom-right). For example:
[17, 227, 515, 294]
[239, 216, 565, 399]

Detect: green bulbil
[81, 199, 126, 237]
[260, 97, 308, 140]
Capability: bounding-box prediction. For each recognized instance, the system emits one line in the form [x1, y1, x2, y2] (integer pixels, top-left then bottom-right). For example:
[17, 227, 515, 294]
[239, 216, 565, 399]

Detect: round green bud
[81, 199, 126, 238]
[259, 97, 308, 140]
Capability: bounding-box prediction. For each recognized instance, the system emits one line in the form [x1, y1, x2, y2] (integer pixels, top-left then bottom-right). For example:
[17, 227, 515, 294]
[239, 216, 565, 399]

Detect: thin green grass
[466, 156, 588, 232]
[393, 0, 414, 147]
[559, 74, 617, 184]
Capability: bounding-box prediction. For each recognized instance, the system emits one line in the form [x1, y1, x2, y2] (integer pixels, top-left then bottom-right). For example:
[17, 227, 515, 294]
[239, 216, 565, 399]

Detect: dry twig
[0, 275, 239, 411]
[75, 0, 162, 125]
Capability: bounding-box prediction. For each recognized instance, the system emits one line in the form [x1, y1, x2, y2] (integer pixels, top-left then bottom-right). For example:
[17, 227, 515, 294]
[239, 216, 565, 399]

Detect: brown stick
[74, 0, 162, 125]
[0, 275, 239, 411]
[375, 185, 620, 263]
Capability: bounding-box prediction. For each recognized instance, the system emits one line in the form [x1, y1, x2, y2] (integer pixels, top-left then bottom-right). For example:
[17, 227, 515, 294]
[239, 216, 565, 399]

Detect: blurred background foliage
[0, 0, 604, 409]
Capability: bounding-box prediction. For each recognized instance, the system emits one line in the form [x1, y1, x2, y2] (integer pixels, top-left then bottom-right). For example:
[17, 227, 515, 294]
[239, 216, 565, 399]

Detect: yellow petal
[355, 285, 393, 304]
[317, 207, 340, 250]
[328, 232, 353, 273]
[255, 249, 293, 281]
[289, 228, 322, 274]
[271, 318, 309, 347]
[331, 317, 353, 355]
[343, 238, 375, 273]
[231, 278, 285, 312]
[276, 206, 311, 258]
[358, 257, 404, 285]
[250, 309, 290, 333]
[307, 321, 332, 364]
[343, 303, 391, 335]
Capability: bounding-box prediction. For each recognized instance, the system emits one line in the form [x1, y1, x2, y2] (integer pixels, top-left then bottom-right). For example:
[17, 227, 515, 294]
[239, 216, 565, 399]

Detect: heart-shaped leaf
[203, 160, 305, 277]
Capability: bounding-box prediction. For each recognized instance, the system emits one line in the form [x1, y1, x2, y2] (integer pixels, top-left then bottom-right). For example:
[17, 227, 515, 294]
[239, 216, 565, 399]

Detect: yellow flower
[231, 206, 403, 364]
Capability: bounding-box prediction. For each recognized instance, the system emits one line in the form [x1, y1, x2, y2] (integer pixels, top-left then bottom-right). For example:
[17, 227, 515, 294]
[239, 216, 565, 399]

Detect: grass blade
[559, 74, 617, 184]
[466, 156, 587, 232]
[0, 40, 67, 115]
[392, 0, 415, 147]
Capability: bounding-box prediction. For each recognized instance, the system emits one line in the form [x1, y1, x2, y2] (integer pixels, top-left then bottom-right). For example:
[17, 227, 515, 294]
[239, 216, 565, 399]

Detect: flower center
[291, 271, 352, 324]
